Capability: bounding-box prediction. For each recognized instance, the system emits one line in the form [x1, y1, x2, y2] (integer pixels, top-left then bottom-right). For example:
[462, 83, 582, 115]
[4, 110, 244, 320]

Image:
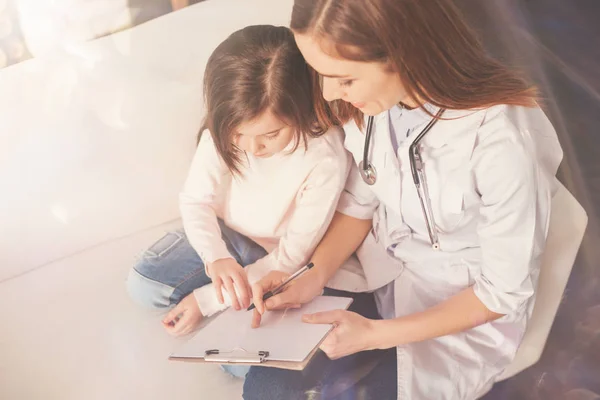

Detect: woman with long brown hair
[243, 0, 564, 399]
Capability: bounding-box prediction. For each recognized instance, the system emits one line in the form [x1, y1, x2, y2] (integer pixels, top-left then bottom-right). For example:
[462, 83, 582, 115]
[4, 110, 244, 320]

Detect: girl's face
[233, 109, 295, 158]
[294, 33, 412, 116]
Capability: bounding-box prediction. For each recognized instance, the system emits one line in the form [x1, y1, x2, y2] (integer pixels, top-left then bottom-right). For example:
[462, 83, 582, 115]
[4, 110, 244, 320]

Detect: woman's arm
[307, 118, 554, 358]
[303, 286, 503, 359]
[251, 162, 379, 313]
[311, 160, 382, 286]
[311, 211, 373, 286]
[373, 287, 502, 349]
[242, 152, 352, 284]
[375, 120, 554, 348]
[250, 211, 373, 319]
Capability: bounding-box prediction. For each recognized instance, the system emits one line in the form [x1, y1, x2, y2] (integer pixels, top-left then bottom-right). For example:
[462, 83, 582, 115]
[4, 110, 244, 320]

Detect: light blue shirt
[388, 104, 433, 153]
[377, 104, 435, 320]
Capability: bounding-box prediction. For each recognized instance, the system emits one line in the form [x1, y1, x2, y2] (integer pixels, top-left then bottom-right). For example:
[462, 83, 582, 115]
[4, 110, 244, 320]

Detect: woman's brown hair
[200, 25, 338, 175]
[291, 0, 538, 126]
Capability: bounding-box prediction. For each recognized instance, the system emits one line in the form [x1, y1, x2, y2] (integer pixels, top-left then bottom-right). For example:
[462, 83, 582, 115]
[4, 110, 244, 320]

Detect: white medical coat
[329, 104, 563, 399]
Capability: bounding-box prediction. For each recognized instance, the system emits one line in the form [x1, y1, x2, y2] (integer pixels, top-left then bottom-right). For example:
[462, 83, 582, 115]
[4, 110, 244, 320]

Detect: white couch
[0, 0, 587, 399]
[15, 0, 133, 57]
[0, 1, 293, 399]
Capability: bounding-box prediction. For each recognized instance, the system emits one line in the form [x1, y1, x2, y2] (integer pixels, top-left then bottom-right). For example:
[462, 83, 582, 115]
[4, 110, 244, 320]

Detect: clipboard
[168, 296, 353, 370]
[169, 341, 324, 370]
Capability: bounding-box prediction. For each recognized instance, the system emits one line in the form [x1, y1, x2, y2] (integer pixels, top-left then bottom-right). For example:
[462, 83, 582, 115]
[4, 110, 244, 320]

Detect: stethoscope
[358, 108, 446, 250]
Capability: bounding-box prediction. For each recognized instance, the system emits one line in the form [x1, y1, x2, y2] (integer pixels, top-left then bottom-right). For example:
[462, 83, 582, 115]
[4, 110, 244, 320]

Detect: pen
[247, 262, 315, 311]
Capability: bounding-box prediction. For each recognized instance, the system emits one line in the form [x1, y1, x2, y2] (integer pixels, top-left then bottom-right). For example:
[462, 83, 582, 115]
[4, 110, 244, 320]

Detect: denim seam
[143, 231, 184, 259]
[168, 266, 210, 305]
[131, 267, 177, 295]
[132, 265, 175, 288]
[133, 258, 205, 293]
[172, 265, 211, 292]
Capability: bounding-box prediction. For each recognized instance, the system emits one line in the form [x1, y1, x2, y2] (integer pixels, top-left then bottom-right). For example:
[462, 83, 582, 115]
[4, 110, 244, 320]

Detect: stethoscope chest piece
[359, 160, 377, 185]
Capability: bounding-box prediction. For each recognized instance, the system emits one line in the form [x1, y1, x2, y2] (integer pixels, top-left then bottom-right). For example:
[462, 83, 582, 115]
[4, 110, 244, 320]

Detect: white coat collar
[424, 107, 486, 149]
[371, 105, 486, 151]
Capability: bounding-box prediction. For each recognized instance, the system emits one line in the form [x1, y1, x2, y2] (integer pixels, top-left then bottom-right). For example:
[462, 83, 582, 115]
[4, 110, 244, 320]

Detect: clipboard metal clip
[204, 348, 270, 364]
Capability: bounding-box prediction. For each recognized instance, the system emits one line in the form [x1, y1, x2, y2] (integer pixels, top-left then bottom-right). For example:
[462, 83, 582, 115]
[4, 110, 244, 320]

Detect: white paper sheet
[170, 296, 353, 362]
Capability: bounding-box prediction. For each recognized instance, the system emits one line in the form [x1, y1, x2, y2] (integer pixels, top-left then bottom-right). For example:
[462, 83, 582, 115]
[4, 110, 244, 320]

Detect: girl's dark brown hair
[200, 25, 338, 175]
[291, 0, 538, 126]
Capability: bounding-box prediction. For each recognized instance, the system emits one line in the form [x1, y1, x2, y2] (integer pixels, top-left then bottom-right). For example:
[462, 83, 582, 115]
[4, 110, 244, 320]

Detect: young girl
[126, 25, 350, 339]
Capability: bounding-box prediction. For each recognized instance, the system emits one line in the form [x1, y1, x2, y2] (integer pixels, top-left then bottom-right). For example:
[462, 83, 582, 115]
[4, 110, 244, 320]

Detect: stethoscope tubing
[361, 108, 446, 250]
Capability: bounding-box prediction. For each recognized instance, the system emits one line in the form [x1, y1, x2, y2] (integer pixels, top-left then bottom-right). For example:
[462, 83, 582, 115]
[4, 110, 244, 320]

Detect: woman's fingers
[251, 271, 288, 314]
[302, 309, 344, 325]
[264, 284, 304, 310]
[250, 282, 266, 315]
[251, 309, 262, 328]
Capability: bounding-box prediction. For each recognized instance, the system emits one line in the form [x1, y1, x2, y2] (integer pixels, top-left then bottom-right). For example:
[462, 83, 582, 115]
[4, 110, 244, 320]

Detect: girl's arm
[179, 130, 232, 267]
[180, 131, 243, 316]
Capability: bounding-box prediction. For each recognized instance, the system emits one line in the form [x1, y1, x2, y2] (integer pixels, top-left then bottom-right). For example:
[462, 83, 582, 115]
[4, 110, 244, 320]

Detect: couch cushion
[0, 220, 245, 399]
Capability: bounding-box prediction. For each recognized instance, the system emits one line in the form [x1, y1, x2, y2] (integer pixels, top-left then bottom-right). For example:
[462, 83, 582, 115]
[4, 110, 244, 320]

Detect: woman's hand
[209, 258, 251, 310]
[250, 269, 325, 328]
[162, 293, 203, 336]
[302, 309, 380, 359]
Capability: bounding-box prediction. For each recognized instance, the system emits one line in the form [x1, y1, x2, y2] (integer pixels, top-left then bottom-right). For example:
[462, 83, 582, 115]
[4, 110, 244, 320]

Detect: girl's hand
[209, 258, 251, 310]
[302, 309, 380, 359]
[162, 293, 203, 336]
